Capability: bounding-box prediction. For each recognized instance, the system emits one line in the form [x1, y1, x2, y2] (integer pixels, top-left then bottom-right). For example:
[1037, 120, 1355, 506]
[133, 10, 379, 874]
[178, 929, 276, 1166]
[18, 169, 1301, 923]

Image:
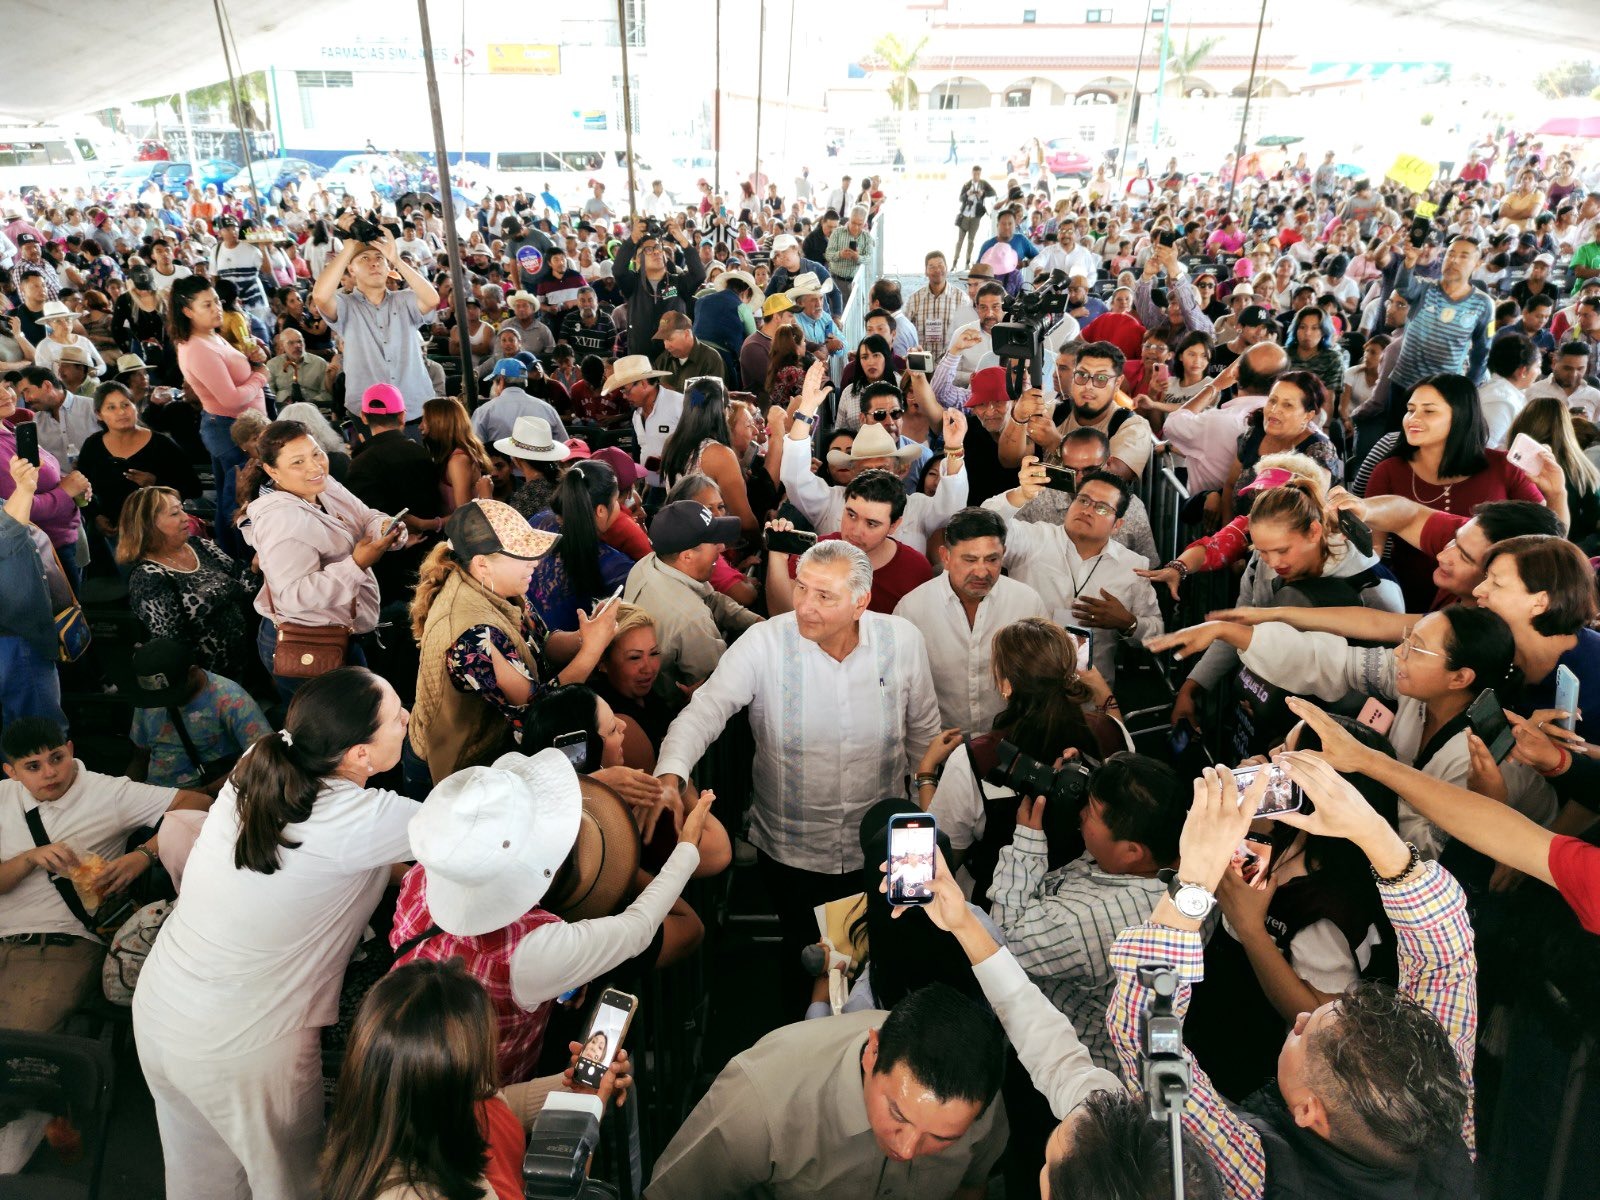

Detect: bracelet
[1164, 559, 1191, 582]
[1537, 745, 1572, 777]
[914, 773, 939, 789]
[136, 846, 159, 866]
[945, 448, 965, 458]
[1371, 841, 1422, 886]
[1008, 408, 1032, 426]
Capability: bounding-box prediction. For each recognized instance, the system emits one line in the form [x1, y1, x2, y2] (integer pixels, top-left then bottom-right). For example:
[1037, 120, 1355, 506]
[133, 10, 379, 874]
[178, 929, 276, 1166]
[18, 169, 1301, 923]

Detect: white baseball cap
[407, 752, 583, 936]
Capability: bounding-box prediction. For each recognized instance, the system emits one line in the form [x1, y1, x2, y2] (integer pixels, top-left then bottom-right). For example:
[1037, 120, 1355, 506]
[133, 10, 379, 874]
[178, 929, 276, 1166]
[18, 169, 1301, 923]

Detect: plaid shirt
[1106, 860, 1476, 1200]
[988, 831, 1166, 1071]
[905, 282, 974, 359]
[390, 864, 563, 1084]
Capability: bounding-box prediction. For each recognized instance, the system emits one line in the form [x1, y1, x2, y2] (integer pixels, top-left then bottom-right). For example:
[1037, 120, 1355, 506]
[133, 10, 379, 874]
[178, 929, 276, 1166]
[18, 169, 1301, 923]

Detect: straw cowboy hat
[606, 354, 670, 393]
[494, 415, 571, 463]
[720, 269, 757, 293]
[38, 300, 76, 324]
[826, 422, 925, 470]
[786, 270, 834, 297]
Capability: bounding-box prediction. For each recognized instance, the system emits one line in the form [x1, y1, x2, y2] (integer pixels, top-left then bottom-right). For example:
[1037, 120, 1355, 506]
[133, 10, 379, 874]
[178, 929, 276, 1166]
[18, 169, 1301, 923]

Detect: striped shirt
[988, 832, 1166, 1070]
[1389, 267, 1493, 389]
[1106, 860, 1477, 1200]
[905, 283, 977, 359]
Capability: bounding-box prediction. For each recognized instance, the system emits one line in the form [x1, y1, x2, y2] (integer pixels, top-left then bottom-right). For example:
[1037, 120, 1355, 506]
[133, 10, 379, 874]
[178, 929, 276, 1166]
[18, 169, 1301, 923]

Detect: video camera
[986, 739, 1093, 810]
[988, 269, 1072, 401]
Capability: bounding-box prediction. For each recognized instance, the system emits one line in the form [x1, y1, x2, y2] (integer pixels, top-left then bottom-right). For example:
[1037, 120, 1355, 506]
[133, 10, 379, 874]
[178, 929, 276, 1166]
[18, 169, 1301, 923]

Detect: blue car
[155, 158, 241, 196]
[224, 157, 325, 200]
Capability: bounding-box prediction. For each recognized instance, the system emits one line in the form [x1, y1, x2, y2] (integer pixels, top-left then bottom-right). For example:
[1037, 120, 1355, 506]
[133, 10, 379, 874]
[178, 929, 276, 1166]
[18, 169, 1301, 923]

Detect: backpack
[101, 900, 174, 1005]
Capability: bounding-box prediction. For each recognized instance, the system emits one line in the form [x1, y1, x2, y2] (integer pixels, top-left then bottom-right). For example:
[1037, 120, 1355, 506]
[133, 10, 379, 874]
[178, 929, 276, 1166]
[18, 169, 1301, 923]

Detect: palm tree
[1167, 34, 1222, 97]
[872, 33, 929, 111]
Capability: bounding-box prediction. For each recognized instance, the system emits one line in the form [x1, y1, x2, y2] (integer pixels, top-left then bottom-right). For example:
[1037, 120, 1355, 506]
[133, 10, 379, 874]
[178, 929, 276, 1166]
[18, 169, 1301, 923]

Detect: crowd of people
[1, 123, 1599, 1200]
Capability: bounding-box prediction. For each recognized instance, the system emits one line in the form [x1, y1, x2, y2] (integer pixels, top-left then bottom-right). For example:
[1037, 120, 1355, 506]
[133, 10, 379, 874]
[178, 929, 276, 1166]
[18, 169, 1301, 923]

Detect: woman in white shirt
[133, 667, 418, 1200]
[1149, 604, 1553, 857]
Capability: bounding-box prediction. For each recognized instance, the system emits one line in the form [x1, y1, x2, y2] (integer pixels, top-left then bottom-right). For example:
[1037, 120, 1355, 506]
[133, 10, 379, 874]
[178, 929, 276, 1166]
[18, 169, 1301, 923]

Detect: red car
[1045, 140, 1093, 184]
[136, 140, 170, 162]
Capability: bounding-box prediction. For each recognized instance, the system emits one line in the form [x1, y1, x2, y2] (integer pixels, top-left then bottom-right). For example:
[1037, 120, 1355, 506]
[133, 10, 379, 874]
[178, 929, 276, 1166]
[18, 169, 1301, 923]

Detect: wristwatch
[1159, 869, 1216, 920]
[790, 410, 815, 427]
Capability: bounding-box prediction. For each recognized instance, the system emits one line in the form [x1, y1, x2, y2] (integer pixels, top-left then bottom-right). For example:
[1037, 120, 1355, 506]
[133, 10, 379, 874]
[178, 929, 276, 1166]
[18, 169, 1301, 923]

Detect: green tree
[1168, 34, 1222, 97]
[136, 71, 270, 130]
[1534, 60, 1600, 99]
[872, 33, 929, 111]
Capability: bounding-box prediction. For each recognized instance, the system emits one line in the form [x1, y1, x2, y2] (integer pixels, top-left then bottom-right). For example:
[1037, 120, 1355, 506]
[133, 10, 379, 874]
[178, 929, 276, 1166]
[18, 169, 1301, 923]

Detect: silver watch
[1161, 869, 1216, 920]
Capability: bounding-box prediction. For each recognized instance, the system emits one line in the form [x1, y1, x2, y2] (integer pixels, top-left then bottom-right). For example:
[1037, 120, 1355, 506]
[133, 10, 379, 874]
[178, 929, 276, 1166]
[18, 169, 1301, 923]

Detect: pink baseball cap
[360, 383, 406, 415]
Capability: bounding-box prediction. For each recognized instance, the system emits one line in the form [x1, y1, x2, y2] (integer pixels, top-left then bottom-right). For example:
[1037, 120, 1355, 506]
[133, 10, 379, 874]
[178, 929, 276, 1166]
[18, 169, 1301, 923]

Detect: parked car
[101, 161, 164, 202]
[1045, 140, 1095, 184]
[224, 157, 325, 201]
[153, 158, 241, 196]
[320, 153, 415, 202]
[136, 140, 171, 162]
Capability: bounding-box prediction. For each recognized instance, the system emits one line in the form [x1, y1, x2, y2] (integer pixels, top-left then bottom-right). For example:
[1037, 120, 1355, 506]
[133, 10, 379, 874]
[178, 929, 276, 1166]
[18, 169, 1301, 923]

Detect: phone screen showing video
[887, 814, 937, 906]
[1230, 764, 1303, 816]
[574, 989, 636, 1089]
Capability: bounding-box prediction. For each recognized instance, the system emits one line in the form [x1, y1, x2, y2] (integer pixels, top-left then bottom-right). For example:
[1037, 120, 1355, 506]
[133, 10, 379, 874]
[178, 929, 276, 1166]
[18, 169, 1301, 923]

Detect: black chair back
[0, 1029, 115, 1198]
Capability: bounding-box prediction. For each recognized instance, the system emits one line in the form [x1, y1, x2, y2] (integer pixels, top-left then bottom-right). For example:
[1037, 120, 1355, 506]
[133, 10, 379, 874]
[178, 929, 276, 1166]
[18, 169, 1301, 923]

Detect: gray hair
[798, 538, 872, 601]
[849, 205, 869, 221]
[276, 402, 348, 456]
[665, 473, 718, 505]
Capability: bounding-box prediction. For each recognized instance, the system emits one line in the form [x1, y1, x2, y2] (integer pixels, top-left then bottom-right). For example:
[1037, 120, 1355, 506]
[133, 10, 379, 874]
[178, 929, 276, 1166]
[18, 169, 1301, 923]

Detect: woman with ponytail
[133, 667, 417, 1200]
[405, 499, 620, 791]
[1165, 457, 1404, 731]
[1151, 603, 1555, 857]
[525, 459, 633, 630]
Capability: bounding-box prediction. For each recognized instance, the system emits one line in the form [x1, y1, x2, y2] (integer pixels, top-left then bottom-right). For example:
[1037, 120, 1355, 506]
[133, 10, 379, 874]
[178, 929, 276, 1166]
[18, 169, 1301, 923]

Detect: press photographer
[312, 211, 441, 426]
[614, 216, 705, 360]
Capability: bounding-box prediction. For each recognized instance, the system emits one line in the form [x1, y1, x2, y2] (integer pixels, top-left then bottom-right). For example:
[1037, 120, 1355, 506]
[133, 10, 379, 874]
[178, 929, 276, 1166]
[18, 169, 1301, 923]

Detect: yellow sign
[1385, 154, 1437, 194]
[487, 43, 560, 75]
[1415, 199, 1438, 219]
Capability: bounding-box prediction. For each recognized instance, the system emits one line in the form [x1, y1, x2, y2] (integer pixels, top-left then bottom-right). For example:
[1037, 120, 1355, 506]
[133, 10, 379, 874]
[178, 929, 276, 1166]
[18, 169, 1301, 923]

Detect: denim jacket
[0, 510, 60, 657]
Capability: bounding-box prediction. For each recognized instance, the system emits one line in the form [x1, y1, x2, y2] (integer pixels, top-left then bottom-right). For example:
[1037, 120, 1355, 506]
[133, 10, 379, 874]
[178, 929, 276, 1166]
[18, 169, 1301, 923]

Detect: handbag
[27, 525, 90, 663]
[272, 621, 351, 679]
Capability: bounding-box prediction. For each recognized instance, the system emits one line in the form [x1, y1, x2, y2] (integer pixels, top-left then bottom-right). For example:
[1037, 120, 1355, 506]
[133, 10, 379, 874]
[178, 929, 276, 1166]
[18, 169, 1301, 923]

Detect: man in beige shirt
[623, 500, 761, 695]
[646, 984, 1008, 1200]
[266, 328, 336, 411]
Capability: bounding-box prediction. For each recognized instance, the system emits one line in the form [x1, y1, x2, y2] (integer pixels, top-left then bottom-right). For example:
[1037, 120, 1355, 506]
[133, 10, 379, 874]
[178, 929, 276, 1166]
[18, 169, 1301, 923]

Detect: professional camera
[986, 739, 1092, 810]
[988, 269, 1072, 400]
[641, 216, 664, 239]
[522, 1092, 617, 1199]
[344, 211, 389, 245]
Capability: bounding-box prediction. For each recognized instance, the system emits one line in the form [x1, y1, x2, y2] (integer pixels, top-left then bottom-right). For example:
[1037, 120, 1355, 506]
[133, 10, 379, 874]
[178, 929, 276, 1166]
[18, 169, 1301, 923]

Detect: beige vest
[411, 566, 539, 784]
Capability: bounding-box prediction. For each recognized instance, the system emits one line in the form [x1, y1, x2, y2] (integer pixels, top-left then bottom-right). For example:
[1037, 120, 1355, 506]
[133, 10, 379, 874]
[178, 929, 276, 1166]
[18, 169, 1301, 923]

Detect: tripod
[1139, 964, 1193, 1200]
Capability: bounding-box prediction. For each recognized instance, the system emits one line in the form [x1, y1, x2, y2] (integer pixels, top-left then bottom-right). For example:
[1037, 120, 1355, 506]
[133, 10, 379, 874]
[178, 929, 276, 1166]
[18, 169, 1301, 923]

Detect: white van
[0, 126, 103, 196]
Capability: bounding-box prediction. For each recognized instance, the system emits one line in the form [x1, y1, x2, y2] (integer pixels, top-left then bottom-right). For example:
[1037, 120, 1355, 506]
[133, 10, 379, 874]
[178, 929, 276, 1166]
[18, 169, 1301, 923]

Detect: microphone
[800, 943, 829, 977]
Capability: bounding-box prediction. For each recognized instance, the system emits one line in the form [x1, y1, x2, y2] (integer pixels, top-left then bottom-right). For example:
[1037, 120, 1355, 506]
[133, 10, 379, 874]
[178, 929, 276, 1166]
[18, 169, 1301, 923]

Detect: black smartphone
[849, 239, 858, 250]
[766, 528, 818, 555]
[553, 730, 589, 772]
[572, 988, 638, 1089]
[15, 423, 39, 468]
[1466, 688, 1515, 764]
[1338, 510, 1373, 558]
[887, 812, 938, 906]
[1157, 229, 1179, 247]
[1408, 215, 1432, 249]
[1042, 465, 1077, 492]
[1062, 622, 1094, 671]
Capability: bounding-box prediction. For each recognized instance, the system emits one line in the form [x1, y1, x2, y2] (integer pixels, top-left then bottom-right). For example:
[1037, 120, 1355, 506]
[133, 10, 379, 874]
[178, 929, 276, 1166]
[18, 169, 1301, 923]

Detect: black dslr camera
[986, 740, 1092, 809]
[989, 270, 1072, 401]
[345, 211, 389, 244]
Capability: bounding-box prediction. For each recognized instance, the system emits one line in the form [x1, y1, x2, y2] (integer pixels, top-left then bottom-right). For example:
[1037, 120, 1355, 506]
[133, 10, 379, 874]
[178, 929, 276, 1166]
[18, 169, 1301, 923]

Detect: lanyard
[1063, 552, 1104, 601]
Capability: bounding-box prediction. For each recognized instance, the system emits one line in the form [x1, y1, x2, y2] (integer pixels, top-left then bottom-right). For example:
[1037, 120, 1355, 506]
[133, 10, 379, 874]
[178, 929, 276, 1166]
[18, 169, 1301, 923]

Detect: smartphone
[1506, 432, 1544, 476]
[552, 730, 589, 771]
[905, 350, 933, 375]
[1157, 229, 1179, 247]
[766, 528, 818, 555]
[383, 507, 410, 537]
[1357, 697, 1396, 737]
[1042, 464, 1078, 492]
[1338, 509, 1374, 558]
[572, 988, 638, 1089]
[1230, 763, 1304, 816]
[1554, 664, 1580, 732]
[1235, 832, 1275, 885]
[1150, 362, 1170, 387]
[591, 583, 624, 617]
[1466, 688, 1515, 764]
[1062, 622, 1094, 672]
[1408, 215, 1433, 249]
[887, 812, 938, 906]
[15, 423, 39, 468]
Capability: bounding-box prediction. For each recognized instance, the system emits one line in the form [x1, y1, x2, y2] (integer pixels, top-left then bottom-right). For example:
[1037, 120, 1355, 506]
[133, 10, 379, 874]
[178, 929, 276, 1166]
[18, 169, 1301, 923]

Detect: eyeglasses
[1070, 493, 1119, 518]
[1395, 626, 1444, 662]
[1072, 370, 1116, 388]
[867, 408, 905, 422]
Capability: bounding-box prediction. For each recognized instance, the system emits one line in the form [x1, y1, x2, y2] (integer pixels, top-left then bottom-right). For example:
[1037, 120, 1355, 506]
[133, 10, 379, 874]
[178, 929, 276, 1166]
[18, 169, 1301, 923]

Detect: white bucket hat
[495, 415, 572, 462]
[407, 753, 583, 936]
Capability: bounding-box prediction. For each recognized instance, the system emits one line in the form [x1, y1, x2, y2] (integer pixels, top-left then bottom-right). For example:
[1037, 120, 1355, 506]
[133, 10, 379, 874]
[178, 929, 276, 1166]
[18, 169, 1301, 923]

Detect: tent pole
[714, 0, 722, 197]
[1117, 0, 1154, 182]
[754, 0, 767, 201]
[416, 0, 477, 408]
[616, 0, 640, 219]
[1227, 0, 1269, 213]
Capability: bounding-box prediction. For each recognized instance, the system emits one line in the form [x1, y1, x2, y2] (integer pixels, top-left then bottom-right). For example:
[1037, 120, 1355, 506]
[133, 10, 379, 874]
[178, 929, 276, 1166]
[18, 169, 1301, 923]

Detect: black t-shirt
[345, 430, 445, 521]
[961, 419, 1018, 507]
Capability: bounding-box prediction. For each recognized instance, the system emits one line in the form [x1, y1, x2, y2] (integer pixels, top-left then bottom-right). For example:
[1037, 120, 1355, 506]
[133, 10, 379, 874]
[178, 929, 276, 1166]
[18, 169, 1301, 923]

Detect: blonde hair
[606, 602, 657, 654]
[116, 486, 182, 564]
[1508, 396, 1600, 495]
[409, 543, 465, 641]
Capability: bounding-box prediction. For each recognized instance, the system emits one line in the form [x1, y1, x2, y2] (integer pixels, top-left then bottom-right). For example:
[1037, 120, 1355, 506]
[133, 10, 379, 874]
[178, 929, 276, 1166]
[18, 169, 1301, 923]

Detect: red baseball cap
[965, 366, 1010, 410]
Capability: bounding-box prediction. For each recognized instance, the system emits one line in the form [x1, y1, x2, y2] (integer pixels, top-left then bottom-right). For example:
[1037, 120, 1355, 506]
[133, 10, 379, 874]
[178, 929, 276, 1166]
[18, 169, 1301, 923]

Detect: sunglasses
[866, 408, 905, 422]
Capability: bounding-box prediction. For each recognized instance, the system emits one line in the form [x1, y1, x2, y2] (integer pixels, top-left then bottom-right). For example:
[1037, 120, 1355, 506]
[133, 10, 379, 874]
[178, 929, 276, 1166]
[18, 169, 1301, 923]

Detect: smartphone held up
[573, 988, 637, 1090]
[1230, 764, 1304, 817]
[887, 813, 938, 906]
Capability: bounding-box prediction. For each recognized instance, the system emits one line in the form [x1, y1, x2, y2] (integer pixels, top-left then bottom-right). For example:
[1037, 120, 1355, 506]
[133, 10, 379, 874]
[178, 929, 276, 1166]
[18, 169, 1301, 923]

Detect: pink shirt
[176, 333, 268, 419]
